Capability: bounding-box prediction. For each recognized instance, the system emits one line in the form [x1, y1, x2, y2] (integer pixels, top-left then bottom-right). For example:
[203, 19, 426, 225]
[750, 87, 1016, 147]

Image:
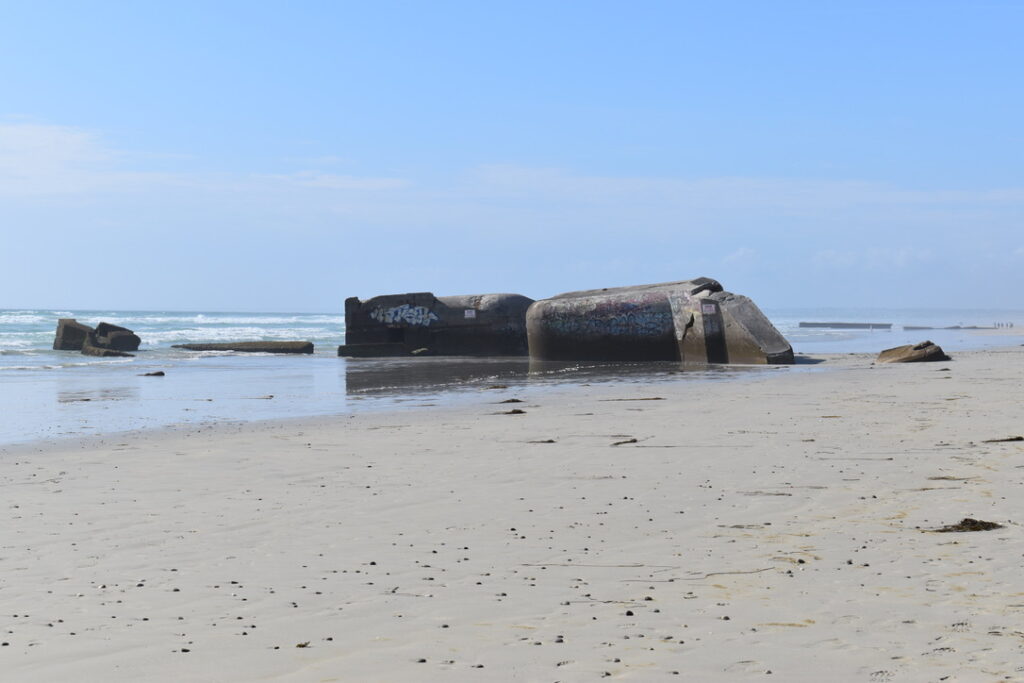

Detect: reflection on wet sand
[342, 356, 777, 397]
[58, 386, 139, 403]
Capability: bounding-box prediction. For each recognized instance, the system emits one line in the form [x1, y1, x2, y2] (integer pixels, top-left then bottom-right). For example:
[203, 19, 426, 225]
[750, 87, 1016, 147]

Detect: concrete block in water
[339, 292, 534, 357]
[53, 319, 94, 350]
[54, 319, 141, 353]
[93, 322, 141, 351]
[526, 277, 793, 364]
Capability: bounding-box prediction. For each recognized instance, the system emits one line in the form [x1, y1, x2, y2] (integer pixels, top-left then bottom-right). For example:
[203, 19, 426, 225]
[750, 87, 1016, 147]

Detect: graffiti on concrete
[370, 304, 440, 326]
[544, 302, 673, 338]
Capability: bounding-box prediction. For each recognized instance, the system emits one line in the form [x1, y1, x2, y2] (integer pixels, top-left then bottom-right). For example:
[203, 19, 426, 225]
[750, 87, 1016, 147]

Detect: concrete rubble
[877, 340, 951, 363]
[53, 318, 140, 358]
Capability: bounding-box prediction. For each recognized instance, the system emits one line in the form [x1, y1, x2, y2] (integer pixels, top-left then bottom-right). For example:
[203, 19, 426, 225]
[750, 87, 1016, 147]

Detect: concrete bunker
[339, 292, 534, 357]
[526, 277, 793, 364]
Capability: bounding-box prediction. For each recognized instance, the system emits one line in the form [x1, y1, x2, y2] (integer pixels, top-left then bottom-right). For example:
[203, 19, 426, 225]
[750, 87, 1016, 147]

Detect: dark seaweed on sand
[934, 518, 1004, 532]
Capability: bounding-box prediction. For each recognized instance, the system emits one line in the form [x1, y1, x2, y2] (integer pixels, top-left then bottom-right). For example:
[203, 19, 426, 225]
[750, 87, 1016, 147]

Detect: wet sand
[2, 348, 1023, 681]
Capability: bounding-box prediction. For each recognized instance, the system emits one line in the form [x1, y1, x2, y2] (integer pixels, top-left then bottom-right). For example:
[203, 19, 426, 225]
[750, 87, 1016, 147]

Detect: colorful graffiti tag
[369, 304, 440, 326]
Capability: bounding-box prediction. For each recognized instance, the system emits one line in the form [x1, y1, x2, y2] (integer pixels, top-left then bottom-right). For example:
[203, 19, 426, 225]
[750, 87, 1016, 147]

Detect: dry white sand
[2, 348, 1024, 682]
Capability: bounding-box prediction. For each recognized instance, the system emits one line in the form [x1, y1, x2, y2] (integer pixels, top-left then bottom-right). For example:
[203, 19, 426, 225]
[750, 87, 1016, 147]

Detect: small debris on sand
[611, 438, 638, 446]
[982, 436, 1023, 443]
[499, 398, 524, 404]
[500, 409, 526, 415]
[934, 518, 1004, 533]
[140, 371, 165, 377]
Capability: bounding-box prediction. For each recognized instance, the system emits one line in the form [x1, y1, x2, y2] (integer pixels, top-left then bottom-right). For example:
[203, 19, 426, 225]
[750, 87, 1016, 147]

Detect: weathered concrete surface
[172, 342, 314, 354]
[93, 322, 141, 351]
[877, 340, 951, 363]
[53, 319, 95, 350]
[81, 340, 134, 357]
[527, 278, 793, 364]
[339, 292, 534, 357]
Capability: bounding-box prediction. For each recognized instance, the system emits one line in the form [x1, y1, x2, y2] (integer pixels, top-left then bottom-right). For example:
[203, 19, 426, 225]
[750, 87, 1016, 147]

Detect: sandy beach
[2, 348, 1024, 681]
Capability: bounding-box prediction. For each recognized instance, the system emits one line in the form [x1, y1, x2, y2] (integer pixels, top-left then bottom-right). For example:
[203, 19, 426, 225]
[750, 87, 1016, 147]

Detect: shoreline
[1, 351, 850, 453]
[2, 347, 1023, 680]
[4, 308, 1023, 447]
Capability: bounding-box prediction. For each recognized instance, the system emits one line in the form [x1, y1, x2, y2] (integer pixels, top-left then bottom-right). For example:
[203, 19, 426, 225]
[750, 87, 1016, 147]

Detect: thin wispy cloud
[0, 123, 117, 194]
[2, 122, 1021, 309]
[0, 123, 410, 197]
[467, 165, 1024, 212]
[262, 171, 410, 191]
[5, 124, 1022, 219]
[0, 122, 191, 196]
[723, 247, 758, 264]
[812, 248, 934, 270]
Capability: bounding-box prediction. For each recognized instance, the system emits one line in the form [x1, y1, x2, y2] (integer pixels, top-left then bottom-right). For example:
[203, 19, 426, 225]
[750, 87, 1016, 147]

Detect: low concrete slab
[173, 342, 314, 354]
[81, 341, 134, 357]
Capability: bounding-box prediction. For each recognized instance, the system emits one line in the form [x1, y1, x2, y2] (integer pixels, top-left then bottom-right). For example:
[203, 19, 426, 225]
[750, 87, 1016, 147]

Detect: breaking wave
[142, 326, 343, 346]
[0, 359, 134, 371]
[0, 308, 345, 372]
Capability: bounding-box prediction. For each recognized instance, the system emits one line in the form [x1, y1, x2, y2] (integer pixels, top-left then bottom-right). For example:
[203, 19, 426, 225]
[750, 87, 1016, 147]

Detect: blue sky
[1, 1, 1022, 312]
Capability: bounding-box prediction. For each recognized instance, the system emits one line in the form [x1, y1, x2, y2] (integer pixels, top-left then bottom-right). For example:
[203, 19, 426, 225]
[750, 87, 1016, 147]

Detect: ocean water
[1, 307, 1022, 445]
[766, 307, 1024, 355]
